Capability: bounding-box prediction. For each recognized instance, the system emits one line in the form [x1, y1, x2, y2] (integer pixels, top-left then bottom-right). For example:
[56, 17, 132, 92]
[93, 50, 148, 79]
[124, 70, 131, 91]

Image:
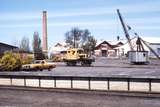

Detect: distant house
[48, 42, 70, 59]
[0, 42, 18, 57]
[94, 41, 123, 57]
[49, 42, 69, 55]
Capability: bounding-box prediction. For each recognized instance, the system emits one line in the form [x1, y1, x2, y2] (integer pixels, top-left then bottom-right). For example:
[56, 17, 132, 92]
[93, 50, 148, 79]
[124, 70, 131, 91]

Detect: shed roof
[0, 42, 18, 49]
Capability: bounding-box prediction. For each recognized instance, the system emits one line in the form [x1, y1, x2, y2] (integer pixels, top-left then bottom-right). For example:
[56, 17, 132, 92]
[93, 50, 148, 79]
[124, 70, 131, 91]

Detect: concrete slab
[40, 80, 54, 88]
[151, 83, 160, 92]
[130, 82, 149, 92]
[26, 79, 39, 87]
[0, 78, 11, 85]
[110, 81, 128, 91]
[12, 79, 24, 86]
[90, 81, 107, 90]
[56, 80, 71, 88]
[73, 80, 89, 89]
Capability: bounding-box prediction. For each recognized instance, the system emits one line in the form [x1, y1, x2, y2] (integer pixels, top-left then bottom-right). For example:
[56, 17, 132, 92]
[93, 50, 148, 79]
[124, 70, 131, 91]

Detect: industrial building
[0, 42, 18, 57]
[94, 40, 123, 57]
[115, 37, 160, 58]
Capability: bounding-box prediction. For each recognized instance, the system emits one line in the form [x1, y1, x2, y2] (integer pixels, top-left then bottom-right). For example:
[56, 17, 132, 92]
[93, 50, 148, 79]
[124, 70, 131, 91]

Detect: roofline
[150, 43, 160, 45]
[95, 41, 113, 48]
[0, 42, 18, 48]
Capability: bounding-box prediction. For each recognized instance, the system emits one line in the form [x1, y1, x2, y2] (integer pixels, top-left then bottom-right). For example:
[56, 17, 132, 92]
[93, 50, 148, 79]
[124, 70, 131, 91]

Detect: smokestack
[42, 11, 48, 52]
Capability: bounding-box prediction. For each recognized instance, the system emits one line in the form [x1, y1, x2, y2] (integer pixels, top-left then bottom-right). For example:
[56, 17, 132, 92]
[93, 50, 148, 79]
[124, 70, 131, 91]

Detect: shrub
[21, 56, 33, 65]
[0, 51, 22, 71]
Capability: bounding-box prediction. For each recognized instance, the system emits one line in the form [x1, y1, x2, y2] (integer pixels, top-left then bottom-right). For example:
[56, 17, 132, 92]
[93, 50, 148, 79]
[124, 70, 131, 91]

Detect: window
[78, 50, 83, 54]
[72, 51, 75, 55]
[41, 61, 45, 64]
[34, 60, 40, 64]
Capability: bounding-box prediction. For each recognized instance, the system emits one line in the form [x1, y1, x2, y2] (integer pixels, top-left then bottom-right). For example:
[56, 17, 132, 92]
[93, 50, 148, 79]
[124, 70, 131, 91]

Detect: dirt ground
[0, 87, 160, 107]
[1, 58, 160, 77]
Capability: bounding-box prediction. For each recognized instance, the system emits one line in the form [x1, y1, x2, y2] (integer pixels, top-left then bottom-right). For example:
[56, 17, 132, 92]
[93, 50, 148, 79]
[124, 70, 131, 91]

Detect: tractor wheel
[81, 61, 91, 66]
[71, 62, 77, 66]
[66, 62, 71, 66]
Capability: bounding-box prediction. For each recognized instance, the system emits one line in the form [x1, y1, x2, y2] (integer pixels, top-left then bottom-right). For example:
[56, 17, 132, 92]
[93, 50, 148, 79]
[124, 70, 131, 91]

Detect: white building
[48, 42, 69, 58]
[115, 37, 160, 58]
[149, 43, 160, 58]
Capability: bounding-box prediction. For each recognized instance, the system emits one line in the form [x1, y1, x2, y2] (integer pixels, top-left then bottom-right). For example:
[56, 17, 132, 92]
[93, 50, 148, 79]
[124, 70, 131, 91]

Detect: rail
[0, 74, 160, 93]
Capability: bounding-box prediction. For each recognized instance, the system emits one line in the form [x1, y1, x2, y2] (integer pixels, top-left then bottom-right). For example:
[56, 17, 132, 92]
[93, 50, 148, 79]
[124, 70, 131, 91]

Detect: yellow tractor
[63, 48, 95, 66]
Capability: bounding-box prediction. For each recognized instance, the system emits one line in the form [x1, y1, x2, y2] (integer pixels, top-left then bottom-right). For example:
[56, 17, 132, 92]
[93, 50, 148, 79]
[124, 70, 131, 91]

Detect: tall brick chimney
[42, 11, 48, 53]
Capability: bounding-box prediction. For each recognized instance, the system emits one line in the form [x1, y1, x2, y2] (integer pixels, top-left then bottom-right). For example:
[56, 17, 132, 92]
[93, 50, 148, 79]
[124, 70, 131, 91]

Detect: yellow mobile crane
[63, 48, 95, 66]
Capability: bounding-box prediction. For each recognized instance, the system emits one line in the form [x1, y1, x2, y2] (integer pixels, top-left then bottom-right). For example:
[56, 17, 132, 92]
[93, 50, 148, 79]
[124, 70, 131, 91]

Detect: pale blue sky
[0, 0, 160, 48]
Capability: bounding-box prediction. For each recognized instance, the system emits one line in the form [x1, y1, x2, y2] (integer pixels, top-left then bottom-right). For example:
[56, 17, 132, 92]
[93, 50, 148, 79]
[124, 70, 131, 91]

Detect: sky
[0, 0, 160, 49]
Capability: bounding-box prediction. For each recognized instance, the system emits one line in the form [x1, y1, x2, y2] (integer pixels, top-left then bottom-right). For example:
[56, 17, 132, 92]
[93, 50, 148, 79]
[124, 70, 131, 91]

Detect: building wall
[115, 41, 160, 58]
[149, 44, 160, 58]
[0, 45, 12, 53]
[95, 43, 116, 57]
[0, 44, 18, 56]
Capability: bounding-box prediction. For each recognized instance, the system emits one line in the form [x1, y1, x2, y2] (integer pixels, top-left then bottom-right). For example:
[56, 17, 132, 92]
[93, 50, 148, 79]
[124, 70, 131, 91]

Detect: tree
[81, 29, 90, 44]
[65, 27, 83, 48]
[32, 32, 45, 60]
[19, 36, 30, 52]
[82, 36, 97, 54]
[65, 27, 97, 53]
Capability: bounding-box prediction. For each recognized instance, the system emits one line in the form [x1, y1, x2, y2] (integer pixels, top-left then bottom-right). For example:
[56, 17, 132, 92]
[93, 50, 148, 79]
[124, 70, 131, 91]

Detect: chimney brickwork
[42, 11, 48, 52]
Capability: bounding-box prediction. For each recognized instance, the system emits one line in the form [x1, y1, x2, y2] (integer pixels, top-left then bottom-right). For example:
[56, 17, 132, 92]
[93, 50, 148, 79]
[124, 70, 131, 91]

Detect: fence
[0, 74, 160, 93]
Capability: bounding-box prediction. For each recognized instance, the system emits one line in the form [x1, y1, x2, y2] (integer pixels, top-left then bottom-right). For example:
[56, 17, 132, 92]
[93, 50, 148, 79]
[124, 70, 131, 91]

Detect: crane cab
[128, 51, 149, 64]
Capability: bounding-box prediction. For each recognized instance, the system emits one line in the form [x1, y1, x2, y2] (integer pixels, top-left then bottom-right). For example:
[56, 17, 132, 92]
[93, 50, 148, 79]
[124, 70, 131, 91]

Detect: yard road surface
[0, 87, 160, 107]
[1, 58, 160, 77]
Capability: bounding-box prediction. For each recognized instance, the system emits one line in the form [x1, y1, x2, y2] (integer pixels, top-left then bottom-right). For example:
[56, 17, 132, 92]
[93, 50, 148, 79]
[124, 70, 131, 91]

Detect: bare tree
[65, 27, 83, 48]
[65, 27, 96, 51]
[19, 36, 30, 52]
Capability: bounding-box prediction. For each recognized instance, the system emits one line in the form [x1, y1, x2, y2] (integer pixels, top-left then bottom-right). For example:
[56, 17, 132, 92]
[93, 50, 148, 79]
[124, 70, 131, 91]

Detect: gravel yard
[0, 58, 160, 77]
[18, 58, 160, 77]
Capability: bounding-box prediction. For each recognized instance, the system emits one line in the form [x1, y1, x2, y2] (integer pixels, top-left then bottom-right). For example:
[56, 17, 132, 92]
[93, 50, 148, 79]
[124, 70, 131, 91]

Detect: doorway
[101, 50, 107, 57]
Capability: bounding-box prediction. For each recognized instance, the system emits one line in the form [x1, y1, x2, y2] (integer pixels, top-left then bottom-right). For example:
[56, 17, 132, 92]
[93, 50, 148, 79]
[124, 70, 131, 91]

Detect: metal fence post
[127, 78, 130, 91]
[107, 78, 110, 90]
[54, 77, 56, 88]
[10, 77, 12, 86]
[39, 77, 41, 88]
[88, 77, 91, 90]
[71, 77, 73, 88]
[24, 77, 26, 87]
[149, 79, 152, 92]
